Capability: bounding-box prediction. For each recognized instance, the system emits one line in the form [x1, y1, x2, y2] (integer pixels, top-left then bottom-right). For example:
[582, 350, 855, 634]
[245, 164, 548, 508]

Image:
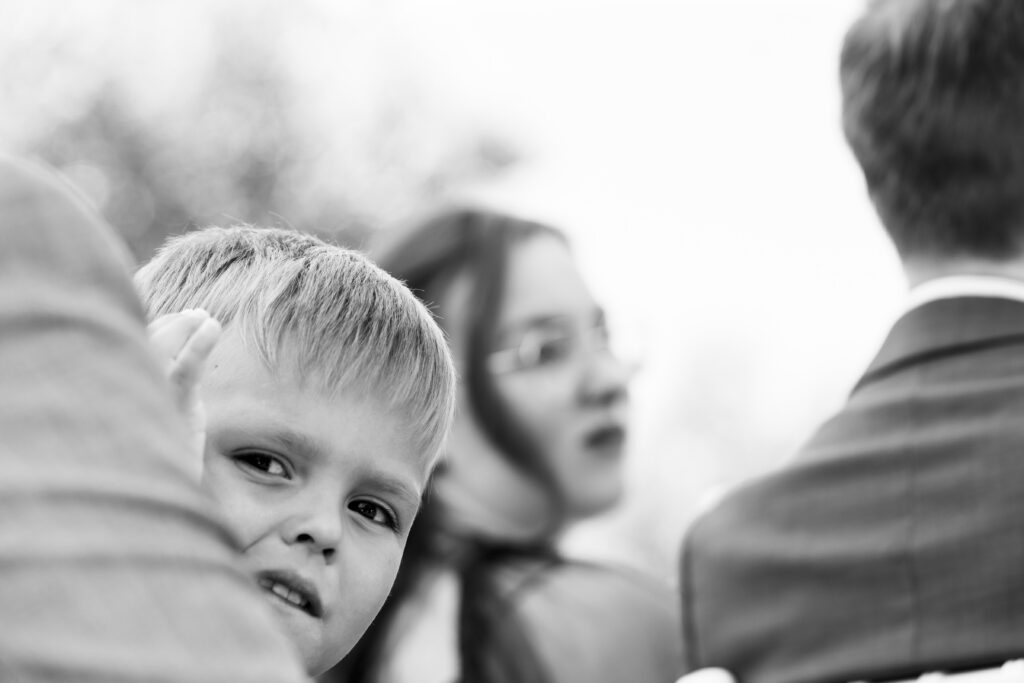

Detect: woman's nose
[579, 349, 631, 407]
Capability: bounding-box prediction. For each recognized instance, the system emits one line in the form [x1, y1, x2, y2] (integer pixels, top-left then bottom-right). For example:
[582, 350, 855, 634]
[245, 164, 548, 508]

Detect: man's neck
[902, 256, 1024, 288]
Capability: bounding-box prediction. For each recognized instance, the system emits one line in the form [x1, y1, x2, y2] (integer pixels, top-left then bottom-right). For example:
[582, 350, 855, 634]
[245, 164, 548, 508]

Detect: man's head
[842, 0, 1024, 266]
[136, 226, 456, 674]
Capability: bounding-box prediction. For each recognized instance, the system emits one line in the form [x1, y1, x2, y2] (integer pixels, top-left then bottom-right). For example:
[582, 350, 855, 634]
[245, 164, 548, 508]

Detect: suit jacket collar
[857, 297, 1024, 392]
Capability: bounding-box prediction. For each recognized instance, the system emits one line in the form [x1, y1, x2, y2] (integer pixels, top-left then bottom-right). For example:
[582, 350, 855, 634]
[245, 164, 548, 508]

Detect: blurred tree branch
[1, 0, 521, 261]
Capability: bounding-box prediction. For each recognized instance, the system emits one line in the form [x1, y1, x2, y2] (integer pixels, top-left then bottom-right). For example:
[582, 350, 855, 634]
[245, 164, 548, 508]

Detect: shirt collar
[905, 275, 1024, 312]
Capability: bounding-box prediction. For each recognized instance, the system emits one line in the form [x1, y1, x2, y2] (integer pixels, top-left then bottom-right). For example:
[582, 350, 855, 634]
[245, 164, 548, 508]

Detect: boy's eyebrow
[364, 477, 424, 510]
[267, 426, 423, 507]
[265, 427, 328, 464]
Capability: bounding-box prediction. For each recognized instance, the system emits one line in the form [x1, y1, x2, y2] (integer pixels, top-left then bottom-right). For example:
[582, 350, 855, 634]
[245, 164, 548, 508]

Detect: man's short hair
[135, 225, 456, 461]
[841, 0, 1024, 260]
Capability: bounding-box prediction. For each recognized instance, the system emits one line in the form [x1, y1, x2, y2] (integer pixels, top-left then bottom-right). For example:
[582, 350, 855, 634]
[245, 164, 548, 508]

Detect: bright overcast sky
[331, 0, 905, 569]
[6, 0, 903, 575]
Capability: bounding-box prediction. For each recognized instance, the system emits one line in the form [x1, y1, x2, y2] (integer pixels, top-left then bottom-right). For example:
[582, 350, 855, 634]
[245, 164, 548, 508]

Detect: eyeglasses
[487, 319, 614, 375]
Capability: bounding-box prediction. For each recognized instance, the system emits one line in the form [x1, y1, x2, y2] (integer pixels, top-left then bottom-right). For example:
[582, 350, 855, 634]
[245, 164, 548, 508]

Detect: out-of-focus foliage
[0, 0, 520, 260]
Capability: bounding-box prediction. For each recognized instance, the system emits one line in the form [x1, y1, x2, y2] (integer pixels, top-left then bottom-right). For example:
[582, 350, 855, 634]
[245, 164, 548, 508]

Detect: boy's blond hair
[135, 225, 455, 461]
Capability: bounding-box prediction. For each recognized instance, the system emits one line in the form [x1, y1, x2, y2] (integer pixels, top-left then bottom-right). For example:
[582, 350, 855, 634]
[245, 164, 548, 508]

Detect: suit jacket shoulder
[682, 298, 1024, 683]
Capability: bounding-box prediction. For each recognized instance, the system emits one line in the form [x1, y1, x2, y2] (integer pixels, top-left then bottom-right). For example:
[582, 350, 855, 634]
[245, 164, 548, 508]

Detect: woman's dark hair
[326, 207, 568, 683]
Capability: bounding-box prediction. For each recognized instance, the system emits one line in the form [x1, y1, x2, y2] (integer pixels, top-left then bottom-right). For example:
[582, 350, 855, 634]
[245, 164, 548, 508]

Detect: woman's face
[443, 233, 631, 521]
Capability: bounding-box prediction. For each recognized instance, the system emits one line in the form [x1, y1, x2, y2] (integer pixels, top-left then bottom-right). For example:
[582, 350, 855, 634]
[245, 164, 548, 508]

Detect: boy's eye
[349, 500, 398, 531]
[235, 452, 290, 479]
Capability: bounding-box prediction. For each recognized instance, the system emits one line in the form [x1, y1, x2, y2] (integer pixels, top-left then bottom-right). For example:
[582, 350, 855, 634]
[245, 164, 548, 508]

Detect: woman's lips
[583, 424, 626, 453]
[256, 569, 324, 618]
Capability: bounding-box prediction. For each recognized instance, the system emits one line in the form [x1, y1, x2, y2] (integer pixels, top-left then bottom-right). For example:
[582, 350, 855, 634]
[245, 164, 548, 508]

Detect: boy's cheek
[330, 564, 399, 646]
[347, 541, 404, 608]
[199, 462, 261, 540]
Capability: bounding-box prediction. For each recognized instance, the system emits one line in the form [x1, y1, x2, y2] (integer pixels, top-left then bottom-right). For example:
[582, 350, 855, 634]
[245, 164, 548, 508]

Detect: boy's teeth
[268, 582, 305, 608]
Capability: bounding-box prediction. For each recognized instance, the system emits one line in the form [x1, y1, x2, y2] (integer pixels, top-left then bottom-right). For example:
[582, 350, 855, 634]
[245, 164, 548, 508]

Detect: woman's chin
[567, 482, 625, 520]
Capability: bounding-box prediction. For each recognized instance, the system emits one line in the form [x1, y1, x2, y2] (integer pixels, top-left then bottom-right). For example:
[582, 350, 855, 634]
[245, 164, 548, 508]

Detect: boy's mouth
[256, 569, 323, 618]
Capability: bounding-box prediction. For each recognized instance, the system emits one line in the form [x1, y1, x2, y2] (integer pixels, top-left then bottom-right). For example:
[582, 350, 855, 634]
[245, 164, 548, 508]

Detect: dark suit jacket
[681, 297, 1024, 683]
[0, 156, 308, 681]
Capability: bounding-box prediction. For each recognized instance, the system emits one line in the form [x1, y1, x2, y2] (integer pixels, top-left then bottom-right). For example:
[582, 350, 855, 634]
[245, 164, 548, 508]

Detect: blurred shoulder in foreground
[0, 155, 308, 682]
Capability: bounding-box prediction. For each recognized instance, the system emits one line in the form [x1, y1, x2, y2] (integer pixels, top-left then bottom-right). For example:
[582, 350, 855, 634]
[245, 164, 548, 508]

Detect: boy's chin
[305, 641, 352, 678]
[263, 597, 351, 676]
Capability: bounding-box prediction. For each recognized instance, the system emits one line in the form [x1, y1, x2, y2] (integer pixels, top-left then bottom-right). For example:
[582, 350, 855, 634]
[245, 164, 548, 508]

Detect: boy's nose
[281, 503, 342, 563]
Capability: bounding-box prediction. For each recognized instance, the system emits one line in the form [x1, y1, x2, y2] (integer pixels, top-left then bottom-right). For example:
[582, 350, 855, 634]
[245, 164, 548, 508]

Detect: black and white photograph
[2, 1, 1022, 682]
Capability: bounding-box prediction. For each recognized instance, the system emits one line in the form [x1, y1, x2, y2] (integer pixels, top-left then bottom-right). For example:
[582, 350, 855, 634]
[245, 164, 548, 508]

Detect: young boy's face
[198, 328, 432, 675]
